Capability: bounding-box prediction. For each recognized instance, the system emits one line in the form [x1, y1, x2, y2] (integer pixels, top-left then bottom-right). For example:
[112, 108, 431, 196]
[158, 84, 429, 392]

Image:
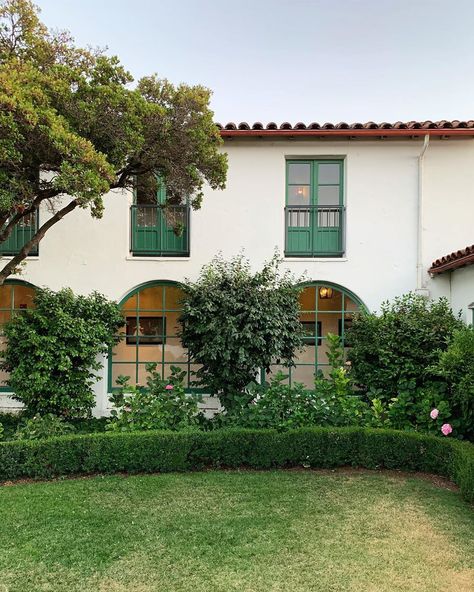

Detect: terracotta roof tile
[216, 120, 474, 137]
[429, 245, 474, 275]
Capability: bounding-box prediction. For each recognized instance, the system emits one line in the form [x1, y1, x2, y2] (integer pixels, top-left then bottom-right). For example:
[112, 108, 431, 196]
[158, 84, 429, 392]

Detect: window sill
[284, 257, 348, 262]
[126, 255, 191, 261]
[0, 255, 39, 260]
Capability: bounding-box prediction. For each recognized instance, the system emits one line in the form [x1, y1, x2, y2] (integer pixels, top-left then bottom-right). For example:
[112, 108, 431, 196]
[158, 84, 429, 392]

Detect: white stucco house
[0, 119, 473, 414]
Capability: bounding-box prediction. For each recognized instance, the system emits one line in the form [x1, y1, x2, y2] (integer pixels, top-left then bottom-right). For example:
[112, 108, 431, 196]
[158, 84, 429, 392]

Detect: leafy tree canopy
[179, 253, 305, 410]
[0, 0, 227, 281]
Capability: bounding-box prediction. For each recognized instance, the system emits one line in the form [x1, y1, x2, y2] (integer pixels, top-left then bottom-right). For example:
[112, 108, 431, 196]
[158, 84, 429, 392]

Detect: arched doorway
[108, 281, 192, 390]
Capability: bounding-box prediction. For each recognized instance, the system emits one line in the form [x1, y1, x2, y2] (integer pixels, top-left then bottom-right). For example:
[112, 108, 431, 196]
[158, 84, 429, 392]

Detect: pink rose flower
[430, 408, 439, 420]
[165, 384, 174, 390]
[441, 423, 452, 436]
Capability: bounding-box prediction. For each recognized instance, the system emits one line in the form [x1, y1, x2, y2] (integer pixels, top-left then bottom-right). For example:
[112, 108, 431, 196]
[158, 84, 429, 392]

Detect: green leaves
[179, 253, 305, 409]
[107, 365, 202, 432]
[2, 287, 124, 418]
[0, 0, 227, 281]
[347, 293, 463, 398]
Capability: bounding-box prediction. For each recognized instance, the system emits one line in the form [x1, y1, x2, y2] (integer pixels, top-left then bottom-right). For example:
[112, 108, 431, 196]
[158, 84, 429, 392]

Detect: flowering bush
[107, 364, 202, 432]
[441, 423, 453, 436]
[214, 334, 371, 430]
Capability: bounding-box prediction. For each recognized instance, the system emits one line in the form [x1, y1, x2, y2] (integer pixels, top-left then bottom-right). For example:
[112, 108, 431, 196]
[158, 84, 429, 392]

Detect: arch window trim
[0, 280, 38, 393]
[267, 281, 366, 387]
[108, 280, 196, 392]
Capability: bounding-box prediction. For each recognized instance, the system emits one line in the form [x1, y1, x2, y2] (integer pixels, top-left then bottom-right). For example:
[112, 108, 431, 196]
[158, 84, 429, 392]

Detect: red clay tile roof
[217, 120, 474, 138]
[429, 245, 474, 275]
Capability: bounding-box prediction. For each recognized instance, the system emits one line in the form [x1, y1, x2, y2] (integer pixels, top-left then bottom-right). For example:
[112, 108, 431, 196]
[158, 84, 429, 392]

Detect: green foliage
[0, 427, 472, 503]
[180, 253, 304, 409]
[219, 334, 369, 430]
[0, 0, 226, 280]
[347, 293, 463, 398]
[0, 421, 3, 440]
[14, 413, 75, 440]
[433, 326, 474, 439]
[107, 364, 202, 432]
[2, 288, 124, 418]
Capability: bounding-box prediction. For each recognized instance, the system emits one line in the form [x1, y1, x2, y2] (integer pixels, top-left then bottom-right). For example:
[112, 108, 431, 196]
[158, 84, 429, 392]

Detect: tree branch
[0, 189, 61, 243]
[0, 200, 78, 285]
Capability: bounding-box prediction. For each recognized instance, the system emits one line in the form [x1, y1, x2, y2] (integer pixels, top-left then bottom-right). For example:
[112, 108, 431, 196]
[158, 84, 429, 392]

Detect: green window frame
[0, 210, 39, 256]
[0, 280, 37, 392]
[266, 281, 365, 387]
[130, 175, 190, 257]
[108, 281, 197, 392]
[285, 159, 345, 257]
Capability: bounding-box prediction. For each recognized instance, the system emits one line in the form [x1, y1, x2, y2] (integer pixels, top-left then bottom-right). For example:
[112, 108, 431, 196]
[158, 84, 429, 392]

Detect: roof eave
[220, 129, 474, 139]
[429, 253, 474, 275]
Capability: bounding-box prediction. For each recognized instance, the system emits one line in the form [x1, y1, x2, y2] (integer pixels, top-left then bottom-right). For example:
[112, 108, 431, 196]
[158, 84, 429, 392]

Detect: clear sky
[36, 0, 474, 124]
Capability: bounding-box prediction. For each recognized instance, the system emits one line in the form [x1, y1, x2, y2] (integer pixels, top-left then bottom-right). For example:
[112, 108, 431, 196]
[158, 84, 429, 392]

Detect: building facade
[1, 120, 473, 414]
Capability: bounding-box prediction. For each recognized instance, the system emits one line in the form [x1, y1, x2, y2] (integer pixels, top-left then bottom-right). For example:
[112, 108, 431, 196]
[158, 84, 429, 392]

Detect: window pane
[136, 174, 158, 205]
[318, 163, 340, 184]
[165, 286, 185, 310]
[122, 294, 138, 311]
[0, 286, 11, 310]
[13, 286, 35, 310]
[318, 186, 340, 206]
[299, 287, 316, 311]
[288, 186, 310, 206]
[288, 163, 310, 185]
[139, 286, 164, 311]
[291, 365, 315, 389]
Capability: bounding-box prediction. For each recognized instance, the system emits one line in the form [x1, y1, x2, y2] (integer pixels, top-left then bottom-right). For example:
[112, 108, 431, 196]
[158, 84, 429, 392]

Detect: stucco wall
[1, 136, 473, 413]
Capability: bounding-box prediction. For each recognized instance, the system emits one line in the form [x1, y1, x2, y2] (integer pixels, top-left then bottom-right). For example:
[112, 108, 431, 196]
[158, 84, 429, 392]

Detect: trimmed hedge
[0, 427, 472, 503]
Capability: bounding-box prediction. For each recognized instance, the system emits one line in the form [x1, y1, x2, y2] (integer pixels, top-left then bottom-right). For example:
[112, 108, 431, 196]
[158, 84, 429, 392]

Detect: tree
[2, 288, 124, 417]
[0, 0, 227, 283]
[179, 253, 305, 410]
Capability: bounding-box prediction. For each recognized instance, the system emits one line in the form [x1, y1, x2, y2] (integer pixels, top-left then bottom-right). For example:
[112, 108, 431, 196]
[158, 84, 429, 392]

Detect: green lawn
[0, 471, 472, 592]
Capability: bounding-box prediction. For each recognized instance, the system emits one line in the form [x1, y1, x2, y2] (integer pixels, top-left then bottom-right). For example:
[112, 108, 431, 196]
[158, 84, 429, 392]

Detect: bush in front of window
[2, 288, 124, 418]
[107, 364, 203, 432]
[347, 293, 463, 398]
[432, 325, 474, 440]
[179, 253, 305, 411]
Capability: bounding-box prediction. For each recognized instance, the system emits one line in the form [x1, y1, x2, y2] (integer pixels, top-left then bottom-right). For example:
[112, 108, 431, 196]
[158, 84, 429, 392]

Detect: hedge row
[0, 427, 473, 503]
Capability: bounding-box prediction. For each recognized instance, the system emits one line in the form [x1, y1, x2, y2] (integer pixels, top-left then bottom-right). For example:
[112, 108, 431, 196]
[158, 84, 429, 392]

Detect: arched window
[269, 282, 365, 388]
[0, 280, 37, 390]
[109, 281, 192, 389]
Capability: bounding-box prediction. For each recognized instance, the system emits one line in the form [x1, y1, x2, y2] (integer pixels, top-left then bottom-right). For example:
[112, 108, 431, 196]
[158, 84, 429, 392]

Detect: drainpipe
[416, 134, 430, 296]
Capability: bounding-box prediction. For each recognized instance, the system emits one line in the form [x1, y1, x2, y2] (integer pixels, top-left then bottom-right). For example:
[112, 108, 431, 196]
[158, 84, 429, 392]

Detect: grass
[0, 470, 472, 592]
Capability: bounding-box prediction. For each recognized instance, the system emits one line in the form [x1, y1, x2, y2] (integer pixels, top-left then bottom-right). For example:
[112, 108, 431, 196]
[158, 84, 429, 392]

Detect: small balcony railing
[285, 205, 345, 257]
[131, 204, 190, 256]
[0, 211, 39, 256]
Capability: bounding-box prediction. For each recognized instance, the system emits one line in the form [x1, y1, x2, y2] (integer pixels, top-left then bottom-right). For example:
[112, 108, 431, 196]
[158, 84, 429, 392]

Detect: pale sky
[36, 0, 474, 124]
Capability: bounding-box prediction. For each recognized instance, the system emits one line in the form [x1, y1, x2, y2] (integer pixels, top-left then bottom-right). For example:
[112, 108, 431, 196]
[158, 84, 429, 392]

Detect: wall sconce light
[319, 287, 333, 299]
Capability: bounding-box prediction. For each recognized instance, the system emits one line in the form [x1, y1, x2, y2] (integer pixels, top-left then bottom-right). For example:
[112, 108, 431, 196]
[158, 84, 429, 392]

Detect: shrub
[179, 253, 304, 410]
[107, 364, 203, 432]
[2, 288, 124, 418]
[0, 428, 472, 503]
[0, 422, 3, 441]
[219, 335, 370, 430]
[14, 414, 75, 440]
[347, 293, 463, 399]
[433, 326, 474, 439]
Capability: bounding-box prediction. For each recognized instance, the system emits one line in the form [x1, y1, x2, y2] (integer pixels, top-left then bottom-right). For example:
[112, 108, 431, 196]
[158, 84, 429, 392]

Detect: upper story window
[285, 159, 345, 257]
[0, 211, 39, 257]
[130, 174, 190, 257]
